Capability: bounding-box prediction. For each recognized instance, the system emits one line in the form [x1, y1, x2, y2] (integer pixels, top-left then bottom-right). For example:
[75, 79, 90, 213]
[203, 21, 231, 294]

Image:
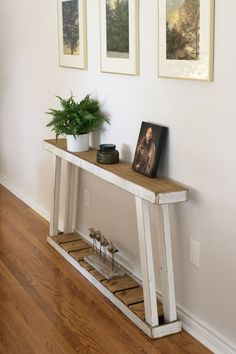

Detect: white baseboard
[177, 305, 236, 354]
[0, 173, 50, 221]
[0, 173, 64, 232]
[0, 174, 235, 354]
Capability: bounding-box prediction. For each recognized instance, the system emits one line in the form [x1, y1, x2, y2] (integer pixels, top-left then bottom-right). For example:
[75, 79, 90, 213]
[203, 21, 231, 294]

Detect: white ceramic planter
[67, 134, 89, 152]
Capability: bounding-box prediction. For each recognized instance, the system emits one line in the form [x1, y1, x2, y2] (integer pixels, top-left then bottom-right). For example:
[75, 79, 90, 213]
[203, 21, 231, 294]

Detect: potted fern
[46, 94, 109, 152]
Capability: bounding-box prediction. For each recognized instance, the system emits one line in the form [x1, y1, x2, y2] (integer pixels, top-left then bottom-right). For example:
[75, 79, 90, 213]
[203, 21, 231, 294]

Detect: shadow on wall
[157, 129, 169, 177]
[121, 144, 132, 162]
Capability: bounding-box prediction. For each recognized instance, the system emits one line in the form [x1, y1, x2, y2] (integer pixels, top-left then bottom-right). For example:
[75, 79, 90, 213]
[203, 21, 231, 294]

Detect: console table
[44, 138, 188, 339]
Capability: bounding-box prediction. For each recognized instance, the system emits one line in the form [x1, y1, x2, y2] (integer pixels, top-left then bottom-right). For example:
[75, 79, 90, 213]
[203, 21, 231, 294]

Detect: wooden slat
[52, 233, 80, 244]
[60, 240, 90, 252]
[90, 269, 106, 282]
[70, 248, 92, 261]
[102, 275, 139, 293]
[129, 301, 164, 322]
[79, 260, 94, 272]
[115, 287, 143, 306]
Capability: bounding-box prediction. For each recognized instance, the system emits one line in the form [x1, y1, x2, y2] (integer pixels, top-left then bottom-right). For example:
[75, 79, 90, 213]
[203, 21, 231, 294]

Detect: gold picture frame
[57, 0, 87, 69]
[158, 0, 214, 81]
[100, 0, 139, 75]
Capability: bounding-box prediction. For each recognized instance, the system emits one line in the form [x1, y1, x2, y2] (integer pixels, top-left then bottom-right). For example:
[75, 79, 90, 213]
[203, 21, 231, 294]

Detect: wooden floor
[0, 185, 212, 354]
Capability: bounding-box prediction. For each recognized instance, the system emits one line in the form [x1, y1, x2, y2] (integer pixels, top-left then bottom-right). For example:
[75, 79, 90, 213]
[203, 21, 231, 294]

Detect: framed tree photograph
[132, 122, 167, 178]
[57, 0, 87, 69]
[100, 0, 139, 75]
[158, 0, 214, 81]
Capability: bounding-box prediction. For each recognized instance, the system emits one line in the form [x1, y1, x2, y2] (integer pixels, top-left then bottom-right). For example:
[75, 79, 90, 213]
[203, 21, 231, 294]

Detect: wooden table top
[44, 139, 188, 205]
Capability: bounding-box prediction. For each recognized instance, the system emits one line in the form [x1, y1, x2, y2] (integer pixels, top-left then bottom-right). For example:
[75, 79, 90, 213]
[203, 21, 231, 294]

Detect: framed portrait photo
[100, 0, 139, 75]
[158, 0, 215, 81]
[132, 122, 167, 178]
[57, 0, 87, 69]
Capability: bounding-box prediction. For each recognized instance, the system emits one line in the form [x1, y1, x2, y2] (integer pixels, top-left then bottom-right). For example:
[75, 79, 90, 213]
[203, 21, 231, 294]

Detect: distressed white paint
[64, 162, 76, 233]
[158, 190, 189, 205]
[49, 155, 61, 236]
[157, 204, 177, 323]
[72, 167, 80, 231]
[135, 196, 159, 326]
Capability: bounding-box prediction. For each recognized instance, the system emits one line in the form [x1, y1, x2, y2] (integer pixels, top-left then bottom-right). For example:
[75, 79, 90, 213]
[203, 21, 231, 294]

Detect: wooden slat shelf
[50, 232, 164, 325]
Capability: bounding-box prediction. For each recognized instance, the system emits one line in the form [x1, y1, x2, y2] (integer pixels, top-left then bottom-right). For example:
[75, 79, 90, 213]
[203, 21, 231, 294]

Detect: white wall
[1, 1, 236, 351]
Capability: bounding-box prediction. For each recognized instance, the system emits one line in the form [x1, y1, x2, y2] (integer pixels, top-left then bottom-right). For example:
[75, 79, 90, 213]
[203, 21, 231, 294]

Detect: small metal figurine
[95, 230, 101, 253]
[107, 242, 119, 270]
[85, 228, 124, 279]
[100, 235, 109, 261]
[88, 228, 96, 252]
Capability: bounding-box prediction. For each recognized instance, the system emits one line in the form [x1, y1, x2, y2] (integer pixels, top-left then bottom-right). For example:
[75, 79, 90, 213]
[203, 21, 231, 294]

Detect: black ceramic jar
[96, 144, 119, 164]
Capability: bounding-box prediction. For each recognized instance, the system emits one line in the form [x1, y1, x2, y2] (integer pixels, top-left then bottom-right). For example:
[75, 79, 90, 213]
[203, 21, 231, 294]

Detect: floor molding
[177, 305, 236, 354]
[0, 174, 235, 353]
[0, 174, 49, 220]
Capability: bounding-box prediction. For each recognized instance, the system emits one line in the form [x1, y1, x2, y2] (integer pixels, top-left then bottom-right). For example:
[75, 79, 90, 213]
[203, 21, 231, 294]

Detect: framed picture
[57, 0, 87, 69]
[132, 122, 167, 178]
[100, 0, 139, 75]
[158, 0, 214, 81]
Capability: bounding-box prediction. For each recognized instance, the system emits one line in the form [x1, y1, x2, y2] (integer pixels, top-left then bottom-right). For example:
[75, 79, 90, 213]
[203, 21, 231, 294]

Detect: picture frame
[132, 122, 167, 178]
[100, 0, 139, 75]
[158, 0, 214, 81]
[57, 0, 87, 69]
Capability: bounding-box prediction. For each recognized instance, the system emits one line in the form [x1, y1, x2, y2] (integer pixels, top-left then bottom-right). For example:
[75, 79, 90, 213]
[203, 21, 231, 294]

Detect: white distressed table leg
[64, 162, 76, 233]
[49, 155, 61, 236]
[72, 167, 80, 231]
[135, 196, 159, 327]
[157, 204, 177, 323]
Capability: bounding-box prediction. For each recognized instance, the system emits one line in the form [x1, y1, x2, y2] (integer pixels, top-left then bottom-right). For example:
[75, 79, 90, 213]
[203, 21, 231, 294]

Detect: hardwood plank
[0, 341, 7, 354]
[0, 185, 211, 354]
[129, 301, 164, 322]
[102, 275, 139, 293]
[151, 330, 213, 354]
[52, 233, 80, 244]
[115, 287, 144, 306]
[0, 260, 75, 354]
[60, 239, 90, 252]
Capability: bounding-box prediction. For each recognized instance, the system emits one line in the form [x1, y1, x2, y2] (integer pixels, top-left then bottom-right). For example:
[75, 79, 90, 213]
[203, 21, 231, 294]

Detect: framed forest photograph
[57, 0, 87, 69]
[132, 122, 167, 178]
[100, 0, 139, 75]
[158, 0, 214, 81]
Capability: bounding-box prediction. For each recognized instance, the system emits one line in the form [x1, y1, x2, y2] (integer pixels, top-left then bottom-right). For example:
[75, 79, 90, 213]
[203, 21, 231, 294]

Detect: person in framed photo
[132, 122, 167, 178]
[133, 126, 156, 175]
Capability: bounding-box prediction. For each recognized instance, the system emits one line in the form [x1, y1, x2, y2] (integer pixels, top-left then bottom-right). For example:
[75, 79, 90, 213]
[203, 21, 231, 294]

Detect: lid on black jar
[99, 144, 116, 151]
